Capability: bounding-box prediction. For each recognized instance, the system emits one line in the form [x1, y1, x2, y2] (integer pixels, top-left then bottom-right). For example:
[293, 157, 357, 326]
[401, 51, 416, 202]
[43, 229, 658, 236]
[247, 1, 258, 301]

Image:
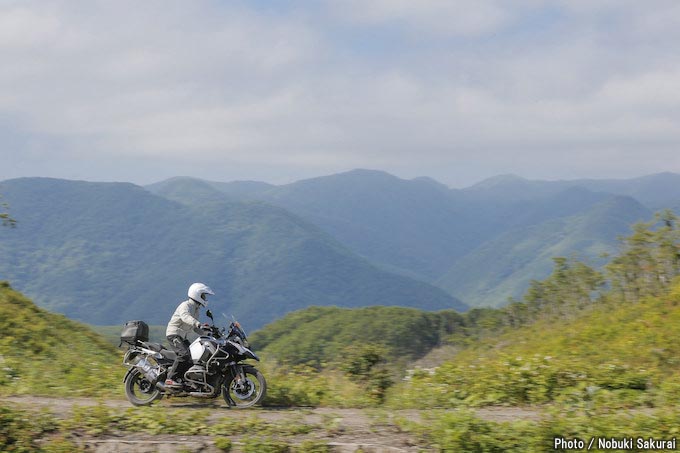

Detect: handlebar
[199, 320, 247, 344]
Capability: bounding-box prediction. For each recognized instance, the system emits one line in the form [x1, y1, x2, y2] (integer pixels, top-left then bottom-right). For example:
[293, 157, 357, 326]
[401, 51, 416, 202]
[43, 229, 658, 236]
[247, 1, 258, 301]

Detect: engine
[185, 364, 207, 382]
[183, 364, 221, 396]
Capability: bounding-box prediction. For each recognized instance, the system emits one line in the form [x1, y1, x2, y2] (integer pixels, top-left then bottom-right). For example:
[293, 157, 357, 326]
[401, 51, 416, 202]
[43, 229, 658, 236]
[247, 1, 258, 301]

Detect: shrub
[214, 437, 233, 452]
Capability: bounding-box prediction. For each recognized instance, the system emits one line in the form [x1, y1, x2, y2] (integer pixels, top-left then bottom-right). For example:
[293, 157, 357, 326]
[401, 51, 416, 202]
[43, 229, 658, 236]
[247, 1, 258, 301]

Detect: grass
[394, 406, 680, 452]
[0, 283, 123, 398]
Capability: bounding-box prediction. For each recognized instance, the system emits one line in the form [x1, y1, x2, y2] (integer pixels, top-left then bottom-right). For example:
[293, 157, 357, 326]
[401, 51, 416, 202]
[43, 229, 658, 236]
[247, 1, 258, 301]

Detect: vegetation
[0, 405, 76, 452]
[0, 194, 15, 228]
[0, 402, 332, 452]
[0, 282, 122, 397]
[607, 210, 680, 302]
[396, 407, 680, 452]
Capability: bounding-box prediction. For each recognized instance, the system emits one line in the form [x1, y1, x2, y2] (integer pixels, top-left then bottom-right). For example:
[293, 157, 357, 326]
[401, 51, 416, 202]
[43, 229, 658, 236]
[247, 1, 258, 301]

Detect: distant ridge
[144, 169, 680, 309]
[436, 194, 651, 306]
[467, 173, 528, 189]
[463, 172, 680, 207]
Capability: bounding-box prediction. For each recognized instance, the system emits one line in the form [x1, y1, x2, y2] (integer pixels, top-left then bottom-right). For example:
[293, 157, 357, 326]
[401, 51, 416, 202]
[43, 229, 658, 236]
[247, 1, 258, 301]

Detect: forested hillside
[436, 195, 651, 306]
[250, 306, 464, 368]
[0, 177, 462, 328]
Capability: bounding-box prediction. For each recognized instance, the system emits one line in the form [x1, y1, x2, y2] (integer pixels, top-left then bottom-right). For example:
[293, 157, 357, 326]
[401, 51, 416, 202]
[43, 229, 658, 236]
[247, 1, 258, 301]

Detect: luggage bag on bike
[120, 320, 150, 346]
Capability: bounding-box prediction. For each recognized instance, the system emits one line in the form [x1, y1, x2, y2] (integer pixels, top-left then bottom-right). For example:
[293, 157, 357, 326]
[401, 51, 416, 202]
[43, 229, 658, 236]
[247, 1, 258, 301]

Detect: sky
[1, 0, 680, 188]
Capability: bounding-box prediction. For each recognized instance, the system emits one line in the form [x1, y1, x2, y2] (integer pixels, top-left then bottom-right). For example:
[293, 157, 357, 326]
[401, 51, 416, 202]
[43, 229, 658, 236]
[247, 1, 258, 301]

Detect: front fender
[122, 367, 135, 383]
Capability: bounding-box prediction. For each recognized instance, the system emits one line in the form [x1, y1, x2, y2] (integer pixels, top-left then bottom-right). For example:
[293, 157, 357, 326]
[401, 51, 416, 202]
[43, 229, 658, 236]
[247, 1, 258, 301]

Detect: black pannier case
[120, 320, 149, 346]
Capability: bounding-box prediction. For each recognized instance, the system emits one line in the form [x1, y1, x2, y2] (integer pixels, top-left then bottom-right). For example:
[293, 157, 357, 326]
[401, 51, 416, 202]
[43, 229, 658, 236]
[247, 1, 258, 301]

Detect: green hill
[250, 305, 464, 368]
[389, 280, 680, 409]
[0, 177, 463, 328]
[0, 281, 121, 396]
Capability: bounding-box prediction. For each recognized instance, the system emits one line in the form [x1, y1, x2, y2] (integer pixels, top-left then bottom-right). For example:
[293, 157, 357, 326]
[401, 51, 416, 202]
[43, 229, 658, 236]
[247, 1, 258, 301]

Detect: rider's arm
[177, 302, 200, 328]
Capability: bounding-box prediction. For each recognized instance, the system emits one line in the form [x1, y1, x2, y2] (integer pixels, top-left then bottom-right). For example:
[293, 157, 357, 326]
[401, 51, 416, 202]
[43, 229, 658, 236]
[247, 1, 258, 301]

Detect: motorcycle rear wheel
[125, 368, 163, 406]
[222, 366, 266, 408]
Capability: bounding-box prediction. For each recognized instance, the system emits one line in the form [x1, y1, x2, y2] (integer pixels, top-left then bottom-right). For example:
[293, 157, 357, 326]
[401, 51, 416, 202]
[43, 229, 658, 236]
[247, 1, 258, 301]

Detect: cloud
[331, 0, 513, 37]
[0, 1, 679, 186]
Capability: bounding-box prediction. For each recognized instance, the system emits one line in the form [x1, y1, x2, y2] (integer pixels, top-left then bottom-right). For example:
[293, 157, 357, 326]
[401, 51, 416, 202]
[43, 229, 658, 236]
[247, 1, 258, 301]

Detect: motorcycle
[121, 310, 266, 408]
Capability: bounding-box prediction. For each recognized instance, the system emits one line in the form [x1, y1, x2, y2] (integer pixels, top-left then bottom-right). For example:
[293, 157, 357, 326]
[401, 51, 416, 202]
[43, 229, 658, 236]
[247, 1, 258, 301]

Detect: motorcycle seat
[140, 341, 177, 360]
[140, 341, 163, 352]
[161, 350, 177, 360]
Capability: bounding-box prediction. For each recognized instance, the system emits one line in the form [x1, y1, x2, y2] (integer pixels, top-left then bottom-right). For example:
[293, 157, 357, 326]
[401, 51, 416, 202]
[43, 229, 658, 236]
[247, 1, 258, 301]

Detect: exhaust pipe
[188, 392, 214, 398]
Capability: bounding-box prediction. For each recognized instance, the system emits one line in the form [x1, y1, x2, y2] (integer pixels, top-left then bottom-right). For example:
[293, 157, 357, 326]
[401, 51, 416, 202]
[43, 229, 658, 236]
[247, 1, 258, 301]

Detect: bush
[243, 437, 291, 453]
[214, 437, 233, 452]
[294, 440, 331, 452]
[0, 405, 59, 452]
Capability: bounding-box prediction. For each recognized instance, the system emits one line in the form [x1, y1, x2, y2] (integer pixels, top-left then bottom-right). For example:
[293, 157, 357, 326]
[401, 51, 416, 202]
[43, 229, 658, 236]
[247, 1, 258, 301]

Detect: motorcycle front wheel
[222, 366, 266, 408]
[124, 369, 163, 406]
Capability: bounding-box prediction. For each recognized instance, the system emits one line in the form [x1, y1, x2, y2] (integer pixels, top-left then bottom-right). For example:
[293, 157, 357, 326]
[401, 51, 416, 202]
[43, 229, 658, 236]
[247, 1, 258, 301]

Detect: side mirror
[206, 310, 214, 321]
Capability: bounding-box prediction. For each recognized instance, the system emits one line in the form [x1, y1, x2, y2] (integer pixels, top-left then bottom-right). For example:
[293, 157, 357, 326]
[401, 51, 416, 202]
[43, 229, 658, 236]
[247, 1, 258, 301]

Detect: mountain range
[1, 170, 678, 326]
[0, 176, 462, 328]
[147, 170, 667, 305]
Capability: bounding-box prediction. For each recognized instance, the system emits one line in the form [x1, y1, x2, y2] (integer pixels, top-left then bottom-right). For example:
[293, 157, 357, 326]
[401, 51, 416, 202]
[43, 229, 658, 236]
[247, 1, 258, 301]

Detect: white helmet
[188, 282, 214, 307]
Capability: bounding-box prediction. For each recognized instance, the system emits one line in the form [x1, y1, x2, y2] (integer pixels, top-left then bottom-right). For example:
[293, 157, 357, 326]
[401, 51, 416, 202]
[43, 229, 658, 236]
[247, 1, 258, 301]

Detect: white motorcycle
[121, 310, 266, 408]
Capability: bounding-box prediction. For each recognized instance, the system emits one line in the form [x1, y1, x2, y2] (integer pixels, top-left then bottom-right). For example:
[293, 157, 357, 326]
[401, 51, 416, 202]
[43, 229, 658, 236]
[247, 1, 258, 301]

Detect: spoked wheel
[222, 366, 266, 408]
[124, 369, 163, 406]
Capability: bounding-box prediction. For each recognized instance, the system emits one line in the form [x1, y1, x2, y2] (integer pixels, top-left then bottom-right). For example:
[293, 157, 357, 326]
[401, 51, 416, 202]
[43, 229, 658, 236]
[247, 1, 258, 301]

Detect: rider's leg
[166, 335, 191, 386]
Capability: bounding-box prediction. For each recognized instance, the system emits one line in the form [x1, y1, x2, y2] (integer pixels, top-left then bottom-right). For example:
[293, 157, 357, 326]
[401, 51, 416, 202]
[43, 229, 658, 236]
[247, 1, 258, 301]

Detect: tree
[607, 210, 680, 302]
[0, 194, 16, 228]
[340, 344, 393, 403]
[522, 256, 604, 320]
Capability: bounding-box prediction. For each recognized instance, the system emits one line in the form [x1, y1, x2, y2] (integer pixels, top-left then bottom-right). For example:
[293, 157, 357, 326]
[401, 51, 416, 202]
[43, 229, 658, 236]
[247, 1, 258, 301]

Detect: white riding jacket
[166, 299, 201, 338]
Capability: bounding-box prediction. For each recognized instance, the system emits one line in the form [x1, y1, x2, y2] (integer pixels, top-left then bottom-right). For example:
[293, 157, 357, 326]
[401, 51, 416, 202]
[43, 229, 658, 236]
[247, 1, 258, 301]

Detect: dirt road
[1, 396, 543, 452]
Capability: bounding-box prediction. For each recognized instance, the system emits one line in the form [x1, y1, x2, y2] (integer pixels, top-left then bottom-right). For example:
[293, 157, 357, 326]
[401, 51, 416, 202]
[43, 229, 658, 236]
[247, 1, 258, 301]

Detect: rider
[165, 282, 214, 388]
